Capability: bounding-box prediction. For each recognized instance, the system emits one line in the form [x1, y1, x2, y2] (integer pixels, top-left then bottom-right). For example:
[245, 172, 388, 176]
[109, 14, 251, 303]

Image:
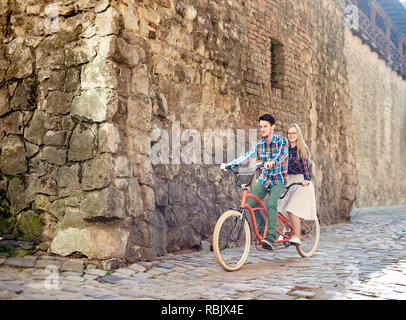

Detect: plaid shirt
[288, 146, 311, 181]
[230, 134, 289, 188]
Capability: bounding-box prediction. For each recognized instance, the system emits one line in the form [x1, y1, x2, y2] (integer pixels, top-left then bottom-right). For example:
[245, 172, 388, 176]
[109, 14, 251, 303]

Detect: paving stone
[62, 286, 81, 293]
[157, 262, 175, 269]
[64, 275, 85, 282]
[80, 289, 104, 297]
[0, 289, 16, 299]
[128, 263, 147, 273]
[95, 294, 119, 300]
[124, 274, 150, 283]
[61, 271, 83, 277]
[152, 267, 173, 274]
[99, 275, 126, 284]
[60, 261, 84, 274]
[218, 285, 236, 292]
[35, 259, 63, 269]
[113, 268, 136, 277]
[4, 257, 36, 268]
[3, 283, 24, 294]
[25, 282, 46, 290]
[290, 290, 316, 298]
[85, 268, 107, 277]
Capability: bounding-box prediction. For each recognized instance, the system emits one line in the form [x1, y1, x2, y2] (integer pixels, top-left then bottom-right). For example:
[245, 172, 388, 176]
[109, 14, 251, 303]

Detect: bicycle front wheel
[213, 210, 251, 272]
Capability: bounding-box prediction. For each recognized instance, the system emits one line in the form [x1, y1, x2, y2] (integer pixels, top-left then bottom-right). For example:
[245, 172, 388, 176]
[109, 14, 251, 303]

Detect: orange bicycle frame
[240, 189, 310, 244]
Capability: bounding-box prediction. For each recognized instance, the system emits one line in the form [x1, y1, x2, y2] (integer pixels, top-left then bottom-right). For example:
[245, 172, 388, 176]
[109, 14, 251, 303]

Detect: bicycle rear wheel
[296, 217, 320, 257]
[213, 210, 251, 272]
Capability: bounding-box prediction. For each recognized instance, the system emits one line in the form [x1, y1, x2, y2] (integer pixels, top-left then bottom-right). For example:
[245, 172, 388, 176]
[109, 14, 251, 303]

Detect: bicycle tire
[213, 210, 251, 272]
[296, 217, 320, 258]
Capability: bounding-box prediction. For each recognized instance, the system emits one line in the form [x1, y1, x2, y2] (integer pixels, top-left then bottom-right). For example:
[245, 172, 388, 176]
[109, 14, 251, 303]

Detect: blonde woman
[277, 123, 317, 246]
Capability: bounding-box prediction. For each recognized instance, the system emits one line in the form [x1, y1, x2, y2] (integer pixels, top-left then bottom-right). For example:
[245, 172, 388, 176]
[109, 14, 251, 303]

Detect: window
[270, 38, 285, 89]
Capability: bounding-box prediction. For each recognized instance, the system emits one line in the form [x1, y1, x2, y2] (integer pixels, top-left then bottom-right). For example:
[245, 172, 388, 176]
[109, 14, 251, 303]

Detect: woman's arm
[302, 157, 311, 181]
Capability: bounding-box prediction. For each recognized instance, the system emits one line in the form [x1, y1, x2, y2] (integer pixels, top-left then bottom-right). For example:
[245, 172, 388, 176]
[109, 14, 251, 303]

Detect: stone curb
[0, 255, 89, 274]
[0, 254, 177, 279]
[350, 205, 406, 217]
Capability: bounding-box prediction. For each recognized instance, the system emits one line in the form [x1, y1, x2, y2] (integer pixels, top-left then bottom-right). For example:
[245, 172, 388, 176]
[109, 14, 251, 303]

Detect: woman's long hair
[287, 123, 312, 163]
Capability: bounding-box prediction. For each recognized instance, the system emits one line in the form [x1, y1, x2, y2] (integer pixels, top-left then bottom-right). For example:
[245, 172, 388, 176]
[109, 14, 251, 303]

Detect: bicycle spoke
[213, 211, 251, 271]
[297, 218, 320, 257]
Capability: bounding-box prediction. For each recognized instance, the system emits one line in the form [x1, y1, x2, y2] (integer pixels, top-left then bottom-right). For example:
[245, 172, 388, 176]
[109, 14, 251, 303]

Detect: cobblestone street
[1, 206, 406, 300]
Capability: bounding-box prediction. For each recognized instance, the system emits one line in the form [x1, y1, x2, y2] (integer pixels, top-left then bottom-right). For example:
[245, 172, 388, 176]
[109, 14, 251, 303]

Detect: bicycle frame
[228, 164, 313, 246]
[240, 189, 313, 245]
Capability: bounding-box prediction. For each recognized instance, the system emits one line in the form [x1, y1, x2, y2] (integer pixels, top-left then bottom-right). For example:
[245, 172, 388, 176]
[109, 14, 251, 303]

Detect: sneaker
[261, 238, 274, 250]
[289, 235, 301, 246]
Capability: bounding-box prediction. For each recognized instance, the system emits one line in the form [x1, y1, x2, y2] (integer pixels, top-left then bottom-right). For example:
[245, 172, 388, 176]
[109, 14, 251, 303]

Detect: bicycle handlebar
[279, 182, 303, 199]
[225, 163, 262, 189]
[225, 163, 305, 194]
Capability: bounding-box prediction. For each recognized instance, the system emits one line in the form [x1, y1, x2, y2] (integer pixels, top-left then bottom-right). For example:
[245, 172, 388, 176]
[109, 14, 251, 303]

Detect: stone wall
[0, 0, 155, 261]
[344, 29, 406, 208]
[113, 0, 358, 248]
[0, 0, 402, 261]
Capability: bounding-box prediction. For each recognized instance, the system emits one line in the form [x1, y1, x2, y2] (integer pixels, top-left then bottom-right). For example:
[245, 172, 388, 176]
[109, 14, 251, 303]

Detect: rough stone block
[7, 177, 29, 214]
[39, 146, 67, 165]
[67, 125, 96, 161]
[99, 123, 121, 153]
[46, 91, 73, 115]
[81, 154, 112, 190]
[56, 164, 80, 189]
[95, 7, 120, 37]
[71, 89, 118, 123]
[24, 110, 47, 145]
[0, 135, 27, 175]
[113, 156, 132, 178]
[50, 225, 129, 260]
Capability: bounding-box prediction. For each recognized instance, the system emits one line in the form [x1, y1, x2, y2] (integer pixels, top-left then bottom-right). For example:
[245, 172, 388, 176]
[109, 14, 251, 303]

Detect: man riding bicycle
[221, 114, 289, 250]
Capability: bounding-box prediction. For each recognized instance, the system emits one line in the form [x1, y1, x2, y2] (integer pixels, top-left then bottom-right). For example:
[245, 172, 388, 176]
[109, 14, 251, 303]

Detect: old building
[0, 0, 405, 261]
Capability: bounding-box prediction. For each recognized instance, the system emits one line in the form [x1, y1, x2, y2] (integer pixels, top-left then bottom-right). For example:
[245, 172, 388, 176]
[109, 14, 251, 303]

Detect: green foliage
[14, 211, 43, 243]
[0, 192, 15, 236]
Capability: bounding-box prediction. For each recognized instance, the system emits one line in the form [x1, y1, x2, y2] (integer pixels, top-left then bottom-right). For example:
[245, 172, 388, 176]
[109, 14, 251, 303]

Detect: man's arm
[272, 137, 289, 164]
[229, 142, 258, 167]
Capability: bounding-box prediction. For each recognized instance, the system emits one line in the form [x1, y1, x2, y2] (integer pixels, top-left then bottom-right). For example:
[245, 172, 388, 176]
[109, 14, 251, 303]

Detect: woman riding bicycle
[221, 114, 288, 250]
[277, 123, 317, 246]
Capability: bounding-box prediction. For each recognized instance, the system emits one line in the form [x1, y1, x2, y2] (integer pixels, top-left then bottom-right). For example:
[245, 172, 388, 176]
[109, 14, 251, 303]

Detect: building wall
[242, 0, 358, 225]
[344, 29, 406, 208]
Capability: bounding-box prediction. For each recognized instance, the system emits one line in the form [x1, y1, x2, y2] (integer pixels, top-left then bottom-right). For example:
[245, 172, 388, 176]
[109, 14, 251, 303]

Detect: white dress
[277, 174, 317, 220]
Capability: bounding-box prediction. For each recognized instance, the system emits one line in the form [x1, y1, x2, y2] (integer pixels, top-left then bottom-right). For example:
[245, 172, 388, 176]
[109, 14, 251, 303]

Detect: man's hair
[258, 114, 275, 125]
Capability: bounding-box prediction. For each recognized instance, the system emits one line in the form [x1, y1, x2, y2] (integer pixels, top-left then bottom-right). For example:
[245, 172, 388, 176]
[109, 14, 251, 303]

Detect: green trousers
[246, 181, 286, 241]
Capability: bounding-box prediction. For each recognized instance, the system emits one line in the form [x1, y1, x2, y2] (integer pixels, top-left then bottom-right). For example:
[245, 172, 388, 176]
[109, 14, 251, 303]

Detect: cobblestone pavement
[0, 206, 405, 300]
